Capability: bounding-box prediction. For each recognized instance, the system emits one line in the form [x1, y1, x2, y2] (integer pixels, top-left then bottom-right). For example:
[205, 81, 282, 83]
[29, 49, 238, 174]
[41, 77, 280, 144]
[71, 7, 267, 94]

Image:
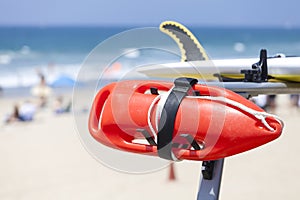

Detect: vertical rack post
[197, 159, 224, 200]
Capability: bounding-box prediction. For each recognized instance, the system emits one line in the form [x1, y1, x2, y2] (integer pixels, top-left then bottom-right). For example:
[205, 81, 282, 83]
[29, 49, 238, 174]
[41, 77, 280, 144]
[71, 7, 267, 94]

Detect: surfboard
[137, 56, 300, 83]
[135, 21, 300, 96]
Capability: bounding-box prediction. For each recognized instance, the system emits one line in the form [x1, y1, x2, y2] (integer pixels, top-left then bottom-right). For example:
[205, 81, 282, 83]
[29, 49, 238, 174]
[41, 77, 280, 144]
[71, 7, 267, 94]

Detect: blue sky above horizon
[1, 0, 299, 28]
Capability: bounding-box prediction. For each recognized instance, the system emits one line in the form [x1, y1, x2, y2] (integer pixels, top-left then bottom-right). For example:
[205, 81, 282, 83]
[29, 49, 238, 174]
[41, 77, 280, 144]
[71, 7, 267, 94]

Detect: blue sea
[1, 26, 300, 94]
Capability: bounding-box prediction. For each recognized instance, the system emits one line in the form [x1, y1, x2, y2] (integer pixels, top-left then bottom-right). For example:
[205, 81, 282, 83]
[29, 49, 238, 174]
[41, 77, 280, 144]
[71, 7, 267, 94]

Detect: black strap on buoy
[157, 77, 198, 160]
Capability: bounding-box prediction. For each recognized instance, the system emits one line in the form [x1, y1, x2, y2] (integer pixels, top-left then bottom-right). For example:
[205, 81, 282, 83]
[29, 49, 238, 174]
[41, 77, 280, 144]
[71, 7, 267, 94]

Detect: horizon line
[0, 23, 299, 29]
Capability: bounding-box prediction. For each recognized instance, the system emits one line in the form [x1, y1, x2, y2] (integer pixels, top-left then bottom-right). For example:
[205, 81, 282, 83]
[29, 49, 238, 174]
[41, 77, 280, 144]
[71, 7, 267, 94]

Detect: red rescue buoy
[89, 78, 283, 161]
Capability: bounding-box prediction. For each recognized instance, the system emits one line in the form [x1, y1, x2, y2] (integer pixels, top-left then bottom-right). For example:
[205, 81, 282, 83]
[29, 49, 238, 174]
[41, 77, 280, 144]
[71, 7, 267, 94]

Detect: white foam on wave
[0, 46, 41, 67]
[20, 45, 31, 55]
[234, 42, 246, 53]
[123, 48, 140, 58]
[0, 54, 12, 64]
[0, 63, 82, 88]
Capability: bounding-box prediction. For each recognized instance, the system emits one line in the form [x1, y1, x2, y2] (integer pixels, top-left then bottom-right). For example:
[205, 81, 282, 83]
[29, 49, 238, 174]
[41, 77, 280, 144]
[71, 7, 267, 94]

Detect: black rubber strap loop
[157, 77, 198, 160]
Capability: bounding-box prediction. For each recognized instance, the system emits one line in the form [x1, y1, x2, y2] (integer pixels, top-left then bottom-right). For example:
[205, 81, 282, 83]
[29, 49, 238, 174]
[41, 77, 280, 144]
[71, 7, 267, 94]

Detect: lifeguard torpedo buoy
[89, 78, 283, 161]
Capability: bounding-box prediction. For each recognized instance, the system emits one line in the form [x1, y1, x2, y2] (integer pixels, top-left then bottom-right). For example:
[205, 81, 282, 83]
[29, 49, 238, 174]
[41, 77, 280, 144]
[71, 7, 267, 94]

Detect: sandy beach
[0, 92, 300, 200]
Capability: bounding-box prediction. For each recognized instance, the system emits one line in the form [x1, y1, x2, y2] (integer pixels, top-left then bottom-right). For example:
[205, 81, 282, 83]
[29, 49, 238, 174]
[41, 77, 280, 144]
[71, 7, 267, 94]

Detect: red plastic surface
[89, 80, 282, 161]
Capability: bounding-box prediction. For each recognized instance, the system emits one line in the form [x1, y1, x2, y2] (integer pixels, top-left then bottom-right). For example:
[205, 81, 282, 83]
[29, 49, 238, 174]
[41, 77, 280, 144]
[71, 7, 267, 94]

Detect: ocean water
[0, 26, 127, 89]
[0, 26, 300, 90]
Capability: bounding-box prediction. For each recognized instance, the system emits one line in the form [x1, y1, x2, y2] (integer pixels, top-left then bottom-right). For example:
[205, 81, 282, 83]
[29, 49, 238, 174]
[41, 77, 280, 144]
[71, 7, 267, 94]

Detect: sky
[0, 0, 300, 27]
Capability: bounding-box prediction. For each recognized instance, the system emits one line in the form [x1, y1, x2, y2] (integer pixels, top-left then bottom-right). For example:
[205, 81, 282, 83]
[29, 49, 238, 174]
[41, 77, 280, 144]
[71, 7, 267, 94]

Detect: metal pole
[197, 159, 224, 200]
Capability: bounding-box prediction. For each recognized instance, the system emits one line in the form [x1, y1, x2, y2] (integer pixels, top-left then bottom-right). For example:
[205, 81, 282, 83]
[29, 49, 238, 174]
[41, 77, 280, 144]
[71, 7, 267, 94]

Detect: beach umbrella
[50, 75, 76, 88]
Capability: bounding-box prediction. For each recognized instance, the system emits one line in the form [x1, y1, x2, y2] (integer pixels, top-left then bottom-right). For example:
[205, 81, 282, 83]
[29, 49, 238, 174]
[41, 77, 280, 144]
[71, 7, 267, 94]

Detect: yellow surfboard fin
[160, 21, 209, 62]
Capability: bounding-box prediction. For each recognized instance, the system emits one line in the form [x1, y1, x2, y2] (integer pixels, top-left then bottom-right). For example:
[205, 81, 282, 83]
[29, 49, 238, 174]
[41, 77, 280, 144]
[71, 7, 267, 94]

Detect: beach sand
[0, 93, 300, 200]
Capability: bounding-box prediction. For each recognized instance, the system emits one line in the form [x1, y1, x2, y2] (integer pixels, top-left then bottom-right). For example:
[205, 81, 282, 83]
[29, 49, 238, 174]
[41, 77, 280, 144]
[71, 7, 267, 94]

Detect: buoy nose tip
[260, 118, 283, 141]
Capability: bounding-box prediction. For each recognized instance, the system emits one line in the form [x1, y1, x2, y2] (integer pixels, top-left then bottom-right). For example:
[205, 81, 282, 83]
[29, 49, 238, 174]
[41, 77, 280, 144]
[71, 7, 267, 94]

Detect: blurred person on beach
[266, 95, 277, 112]
[290, 94, 300, 107]
[31, 72, 52, 108]
[53, 96, 72, 115]
[252, 95, 277, 112]
[251, 95, 267, 109]
[4, 100, 36, 124]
